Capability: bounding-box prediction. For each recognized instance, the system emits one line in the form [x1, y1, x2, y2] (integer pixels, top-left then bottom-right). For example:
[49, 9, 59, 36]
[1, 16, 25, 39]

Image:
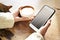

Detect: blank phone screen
[31, 5, 55, 29]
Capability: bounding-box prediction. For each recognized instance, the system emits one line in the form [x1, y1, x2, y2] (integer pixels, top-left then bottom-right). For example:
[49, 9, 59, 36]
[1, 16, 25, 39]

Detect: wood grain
[44, 10, 60, 40]
[9, 21, 34, 40]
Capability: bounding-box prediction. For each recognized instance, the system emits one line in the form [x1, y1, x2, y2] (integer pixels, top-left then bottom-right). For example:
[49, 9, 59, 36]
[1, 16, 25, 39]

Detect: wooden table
[44, 10, 60, 40]
[9, 21, 34, 40]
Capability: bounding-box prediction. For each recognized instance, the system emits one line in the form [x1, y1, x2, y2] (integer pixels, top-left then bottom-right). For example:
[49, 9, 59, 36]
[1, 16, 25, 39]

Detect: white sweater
[0, 12, 14, 29]
[25, 32, 44, 40]
[0, 12, 44, 40]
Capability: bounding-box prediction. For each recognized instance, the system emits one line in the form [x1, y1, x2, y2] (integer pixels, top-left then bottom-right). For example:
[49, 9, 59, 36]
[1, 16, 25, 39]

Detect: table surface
[44, 10, 60, 40]
[9, 21, 34, 40]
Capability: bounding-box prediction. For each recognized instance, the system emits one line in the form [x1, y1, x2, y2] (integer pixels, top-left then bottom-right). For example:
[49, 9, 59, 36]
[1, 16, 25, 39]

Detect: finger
[15, 17, 33, 22]
[13, 10, 20, 17]
[29, 17, 34, 20]
[21, 16, 35, 21]
[37, 20, 51, 36]
[15, 16, 35, 22]
[22, 17, 34, 21]
[37, 19, 51, 33]
[44, 19, 51, 27]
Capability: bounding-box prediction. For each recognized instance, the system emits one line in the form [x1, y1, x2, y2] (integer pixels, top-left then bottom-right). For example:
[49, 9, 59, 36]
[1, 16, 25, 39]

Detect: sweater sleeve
[0, 12, 14, 29]
[25, 32, 44, 40]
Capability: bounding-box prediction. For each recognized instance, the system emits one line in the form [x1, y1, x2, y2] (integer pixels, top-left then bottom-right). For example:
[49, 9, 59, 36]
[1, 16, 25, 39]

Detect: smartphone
[29, 5, 55, 32]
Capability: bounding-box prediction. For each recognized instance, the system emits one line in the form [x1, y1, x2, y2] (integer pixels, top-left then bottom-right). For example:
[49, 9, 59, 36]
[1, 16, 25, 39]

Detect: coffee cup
[19, 6, 34, 18]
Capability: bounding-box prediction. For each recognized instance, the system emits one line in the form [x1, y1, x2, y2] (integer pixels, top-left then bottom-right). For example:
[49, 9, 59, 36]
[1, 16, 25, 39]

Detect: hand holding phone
[29, 5, 55, 32]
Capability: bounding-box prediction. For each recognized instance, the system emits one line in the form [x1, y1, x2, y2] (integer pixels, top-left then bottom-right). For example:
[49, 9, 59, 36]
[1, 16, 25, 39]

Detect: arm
[0, 11, 34, 29]
[25, 20, 51, 40]
[25, 32, 44, 40]
[0, 12, 14, 29]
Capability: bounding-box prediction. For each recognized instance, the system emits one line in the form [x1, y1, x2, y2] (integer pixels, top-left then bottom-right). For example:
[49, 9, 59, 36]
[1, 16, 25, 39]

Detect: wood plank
[44, 10, 60, 40]
[9, 21, 34, 40]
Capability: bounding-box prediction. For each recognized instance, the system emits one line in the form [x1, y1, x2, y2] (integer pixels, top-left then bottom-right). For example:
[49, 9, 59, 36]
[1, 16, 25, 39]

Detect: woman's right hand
[38, 20, 51, 36]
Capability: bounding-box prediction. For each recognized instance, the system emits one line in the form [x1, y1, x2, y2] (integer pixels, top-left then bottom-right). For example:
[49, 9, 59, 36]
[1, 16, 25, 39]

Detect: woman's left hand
[13, 10, 34, 23]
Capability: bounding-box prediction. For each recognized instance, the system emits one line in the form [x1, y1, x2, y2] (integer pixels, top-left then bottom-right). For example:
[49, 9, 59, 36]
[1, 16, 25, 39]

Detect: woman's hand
[38, 20, 51, 36]
[13, 10, 34, 22]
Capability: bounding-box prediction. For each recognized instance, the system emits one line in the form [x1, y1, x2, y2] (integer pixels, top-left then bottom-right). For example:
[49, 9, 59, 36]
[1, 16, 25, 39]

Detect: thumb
[37, 20, 51, 36]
